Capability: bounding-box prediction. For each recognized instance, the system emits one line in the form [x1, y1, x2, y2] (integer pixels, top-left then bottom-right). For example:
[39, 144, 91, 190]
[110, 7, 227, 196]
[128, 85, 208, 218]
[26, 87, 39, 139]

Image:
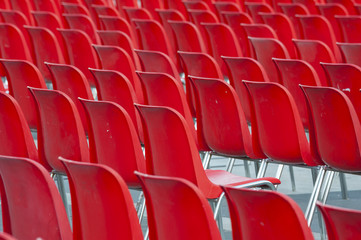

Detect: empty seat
[338, 43, 361, 67]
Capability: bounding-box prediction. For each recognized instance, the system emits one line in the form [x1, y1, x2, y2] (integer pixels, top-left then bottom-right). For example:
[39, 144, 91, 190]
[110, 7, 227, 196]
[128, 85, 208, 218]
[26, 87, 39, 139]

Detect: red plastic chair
[190, 76, 263, 162]
[178, 51, 223, 116]
[0, 92, 40, 165]
[135, 103, 280, 203]
[8, 0, 34, 25]
[297, 15, 342, 62]
[273, 58, 322, 127]
[183, 1, 211, 12]
[123, 7, 153, 22]
[301, 85, 361, 172]
[293, 39, 335, 86]
[338, 43, 361, 67]
[59, 28, 100, 86]
[187, 10, 218, 54]
[97, 30, 140, 69]
[279, 3, 310, 38]
[114, 0, 138, 17]
[133, 19, 177, 68]
[325, 0, 357, 14]
[62, 2, 91, 16]
[135, 172, 222, 240]
[135, 49, 181, 83]
[0, 60, 47, 129]
[317, 3, 348, 42]
[0, 156, 72, 240]
[99, 15, 136, 42]
[317, 202, 361, 240]
[93, 45, 144, 104]
[25, 26, 67, 81]
[222, 186, 314, 240]
[321, 63, 361, 122]
[89, 68, 144, 142]
[213, 2, 242, 21]
[259, 12, 297, 58]
[138, 0, 163, 21]
[31, 11, 67, 58]
[0, 0, 10, 9]
[245, 2, 274, 23]
[156, 9, 186, 57]
[0, 233, 16, 240]
[202, 22, 242, 75]
[29, 87, 90, 173]
[248, 37, 290, 83]
[46, 63, 94, 130]
[168, 20, 207, 53]
[78, 99, 146, 186]
[222, 11, 253, 57]
[223, 56, 270, 122]
[293, 0, 318, 13]
[245, 81, 325, 223]
[32, 0, 61, 17]
[0, 23, 33, 63]
[0, 10, 33, 60]
[336, 16, 361, 43]
[60, 158, 143, 240]
[63, 14, 101, 44]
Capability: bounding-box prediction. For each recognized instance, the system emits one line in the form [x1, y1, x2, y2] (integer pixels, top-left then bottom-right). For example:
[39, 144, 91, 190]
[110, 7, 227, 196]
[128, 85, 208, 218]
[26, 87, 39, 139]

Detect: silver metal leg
[256, 159, 268, 178]
[305, 166, 327, 226]
[135, 191, 144, 212]
[226, 158, 236, 173]
[144, 228, 149, 240]
[137, 196, 146, 224]
[311, 168, 318, 184]
[254, 160, 260, 175]
[289, 166, 296, 192]
[339, 172, 348, 200]
[56, 174, 71, 223]
[244, 160, 251, 177]
[319, 171, 335, 240]
[202, 151, 212, 169]
[274, 164, 284, 179]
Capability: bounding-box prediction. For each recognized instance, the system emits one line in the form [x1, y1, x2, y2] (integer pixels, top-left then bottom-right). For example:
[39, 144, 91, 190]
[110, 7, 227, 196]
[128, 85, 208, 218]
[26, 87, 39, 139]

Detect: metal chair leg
[305, 166, 327, 226]
[289, 166, 296, 192]
[137, 196, 146, 224]
[339, 172, 348, 200]
[202, 151, 212, 169]
[256, 159, 268, 178]
[226, 158, 236, 173]
[56, 173, 71, 223]
[244, 160, 251, 177]
[318, 171, 335, 240]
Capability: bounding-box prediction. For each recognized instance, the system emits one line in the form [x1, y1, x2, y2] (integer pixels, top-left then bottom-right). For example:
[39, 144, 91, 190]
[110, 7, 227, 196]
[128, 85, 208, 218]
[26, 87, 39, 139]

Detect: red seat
[279, 3, 310, 38]
[63, 14, 101, 44]
[59, 28, 100, 86]
[93, 45, 144, 103]
[317, 202, 361, 240]
[0, 156, 72, 239]
[293, 39, 335, 86]
[0, 60, 47, 129]
[133, 19, 177, 68]
[168, 20, 207, 53]
[8, 0, 34, 25]
[338, 43, 361, 67]
[62, 2, 91, 16]
[317, 3, 348, 42]
[97, 30, 140, 69]
[135, 172, 222, 240]
[29, 88, 90, 173]
[178, 51, 223, 116]
[60, 158, 143, 240]
[89, 68, 144, 142]
[135, 104, 280, 199]
[336, 16, 361, 43]
[0, 233, 16, 240]
[248, 37, 290, 83]
[98, 15, 136, 43]
[273, 58, 322, 127]
[213, 2, 242, 21]
[321, 63, 361, 122]
[0, 92, 40, 165]
[223, 186, 314, 240]
[297, 15, 342, 62]
[325, 0, 357, 14]
[301, 85, 361, 172]
[222, 11, 253, 57]
[245, 2, 274, 23]
[223, 56, 270, 122]
[0, 23, 33, 63]
[293, 0, 318, 13]
[202, 23, 243, 74]
[259, 12, 297, 58]
[114, 0, 138, 17]
[78, 99, 146, 187]
[46, 63, 94, 131]
[135, 49, 181, 83]
[32, 0, 61, 17]
[25, 26, 67, 81]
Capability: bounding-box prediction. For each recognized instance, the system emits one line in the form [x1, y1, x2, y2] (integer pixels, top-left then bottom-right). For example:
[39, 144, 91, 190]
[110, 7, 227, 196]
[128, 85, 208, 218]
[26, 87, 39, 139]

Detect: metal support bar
[226, 158, 236, 173]
[244, 160, 251, 177]
[339, 172, 348, 200]
[289, 166, 296, 192]
[56, 174, 71, 223]
[256, 159, 268, 178]
[305, 166, 327, 226]
[202, 151, 212, 169]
